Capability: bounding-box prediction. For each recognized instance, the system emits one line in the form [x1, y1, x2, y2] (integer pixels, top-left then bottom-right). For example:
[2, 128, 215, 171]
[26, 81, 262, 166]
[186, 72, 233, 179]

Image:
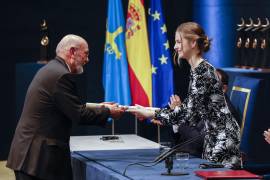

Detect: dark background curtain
[1, 0, 270, 160]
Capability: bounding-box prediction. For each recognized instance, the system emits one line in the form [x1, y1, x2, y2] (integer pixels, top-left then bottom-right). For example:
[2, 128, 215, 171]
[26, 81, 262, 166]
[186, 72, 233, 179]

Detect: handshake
[86, 102, 160, 122]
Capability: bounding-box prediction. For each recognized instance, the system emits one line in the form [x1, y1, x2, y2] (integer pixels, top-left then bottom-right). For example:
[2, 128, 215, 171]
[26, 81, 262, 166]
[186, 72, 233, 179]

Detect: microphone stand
[161, 154, 189, 176]
[161, 155, 174, 175]
[160, 133, 203, 176]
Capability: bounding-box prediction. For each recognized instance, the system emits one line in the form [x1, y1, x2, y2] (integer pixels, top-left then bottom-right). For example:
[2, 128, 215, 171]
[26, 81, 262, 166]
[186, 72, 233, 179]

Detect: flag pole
[135, 117, 138, 135]
[158, 124, 160, 143]
[112, 119, 115, 135]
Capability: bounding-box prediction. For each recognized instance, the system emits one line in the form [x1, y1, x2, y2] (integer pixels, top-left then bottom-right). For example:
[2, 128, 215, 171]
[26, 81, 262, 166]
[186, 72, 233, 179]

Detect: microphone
[154, 133, 204, 164]
[122, 132, 205, 176]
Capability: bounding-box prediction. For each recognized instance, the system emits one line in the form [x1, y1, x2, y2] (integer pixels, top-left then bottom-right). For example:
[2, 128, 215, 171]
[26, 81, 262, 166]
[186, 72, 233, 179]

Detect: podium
[70, 134, 160, 152]
[70, 135, 227, 180]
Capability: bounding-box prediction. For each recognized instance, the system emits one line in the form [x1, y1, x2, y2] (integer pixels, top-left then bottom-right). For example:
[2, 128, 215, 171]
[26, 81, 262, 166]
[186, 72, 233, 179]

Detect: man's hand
[107, 104, 127, 119]
[86, 102, 126, 119]
[263, 128, 270, 144]
[168, 94, 181, 110]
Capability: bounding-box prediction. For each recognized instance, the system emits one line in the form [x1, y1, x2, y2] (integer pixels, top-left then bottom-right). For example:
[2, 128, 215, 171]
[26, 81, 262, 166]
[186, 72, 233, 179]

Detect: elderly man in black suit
[7, 34, 125, 180]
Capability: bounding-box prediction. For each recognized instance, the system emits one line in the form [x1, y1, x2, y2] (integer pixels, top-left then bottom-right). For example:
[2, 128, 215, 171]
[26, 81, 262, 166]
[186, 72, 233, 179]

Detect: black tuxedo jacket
[7, 57, 110, 180]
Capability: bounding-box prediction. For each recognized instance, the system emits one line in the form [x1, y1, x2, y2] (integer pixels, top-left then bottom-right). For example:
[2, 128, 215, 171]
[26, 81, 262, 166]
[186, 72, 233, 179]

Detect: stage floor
[0, 161, 15, 180]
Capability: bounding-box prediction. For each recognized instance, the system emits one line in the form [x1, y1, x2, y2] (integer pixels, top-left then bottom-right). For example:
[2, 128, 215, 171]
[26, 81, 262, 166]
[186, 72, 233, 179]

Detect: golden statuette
[41, 36, 49, 46]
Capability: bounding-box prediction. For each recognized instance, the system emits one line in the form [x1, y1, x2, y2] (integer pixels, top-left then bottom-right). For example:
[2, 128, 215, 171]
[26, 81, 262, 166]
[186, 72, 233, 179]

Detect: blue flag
[148, 0, 174, 107]
[103, 0, 131, 105]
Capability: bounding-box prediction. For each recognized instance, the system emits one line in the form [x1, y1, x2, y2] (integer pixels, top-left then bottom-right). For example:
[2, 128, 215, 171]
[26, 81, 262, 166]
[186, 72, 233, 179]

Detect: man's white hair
[56, 34, 87, 55]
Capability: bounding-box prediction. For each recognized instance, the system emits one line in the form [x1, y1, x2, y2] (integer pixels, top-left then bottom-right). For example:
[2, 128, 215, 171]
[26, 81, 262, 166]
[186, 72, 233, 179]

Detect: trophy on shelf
[38, 19, 50, 64]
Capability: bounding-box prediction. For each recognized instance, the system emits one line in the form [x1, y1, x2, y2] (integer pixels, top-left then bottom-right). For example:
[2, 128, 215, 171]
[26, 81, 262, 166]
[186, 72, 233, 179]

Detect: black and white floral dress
[155, 60, 241, 168]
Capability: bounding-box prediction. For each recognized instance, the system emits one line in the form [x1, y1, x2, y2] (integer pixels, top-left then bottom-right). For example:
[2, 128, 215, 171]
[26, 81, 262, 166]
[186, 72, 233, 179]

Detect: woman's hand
[168, 94, 181, 110]
[126, 105, 156, 120]
[151, 119, 163, 125]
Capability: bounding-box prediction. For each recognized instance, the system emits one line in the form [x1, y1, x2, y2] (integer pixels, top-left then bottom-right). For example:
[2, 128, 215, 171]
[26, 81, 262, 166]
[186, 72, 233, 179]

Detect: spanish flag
[126, 0, 152, 106]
